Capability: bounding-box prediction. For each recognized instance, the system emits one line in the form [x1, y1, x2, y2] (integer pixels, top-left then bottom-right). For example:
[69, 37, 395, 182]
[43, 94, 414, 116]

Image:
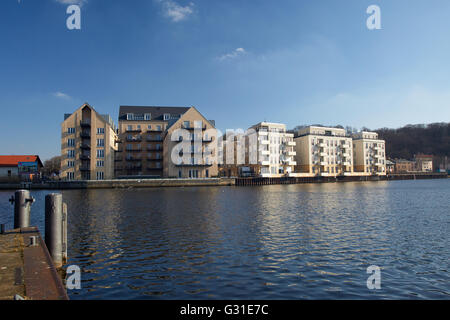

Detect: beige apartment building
[352, 131, 386, 175]
[61, 103, 118, 180]
[163, 107, 218, 178]
[116, 106, 218, 178]
[293, 126, 353, 177]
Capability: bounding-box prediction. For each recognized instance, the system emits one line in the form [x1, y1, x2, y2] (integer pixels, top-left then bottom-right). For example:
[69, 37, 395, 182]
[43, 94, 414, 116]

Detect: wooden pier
[0, 227, 68, 300]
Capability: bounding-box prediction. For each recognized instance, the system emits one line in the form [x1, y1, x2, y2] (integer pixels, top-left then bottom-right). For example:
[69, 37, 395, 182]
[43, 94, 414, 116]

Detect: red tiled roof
[0, 155, 42, 167]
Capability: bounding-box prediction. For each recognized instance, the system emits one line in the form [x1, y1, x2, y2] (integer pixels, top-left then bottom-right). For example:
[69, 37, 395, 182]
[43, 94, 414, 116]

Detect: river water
[0, 179, 448, 299]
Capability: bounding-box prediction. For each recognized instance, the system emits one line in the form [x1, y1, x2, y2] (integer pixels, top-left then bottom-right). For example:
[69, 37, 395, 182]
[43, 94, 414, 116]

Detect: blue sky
[1, 0, 450, 160]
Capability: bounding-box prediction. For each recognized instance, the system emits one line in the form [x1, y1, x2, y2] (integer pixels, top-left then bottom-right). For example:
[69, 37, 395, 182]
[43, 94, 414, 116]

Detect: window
[97, 160, 104, 167]
[163, 113, 170, 120]
[68, 161, 75, 168]
[68, 150, 75, 158]
[96, 171, 104, 180]
[126, 113, 133, 120]
[148, 125, 152, 130]
[97, 149, 105, 158]
[183, 121, 190, 128]
[97, 139, 105, 147]
[67, 172, 74, 180]
[137, 125, 141, 130]
[145, 113, 151, 121]
[128, 125, 133, 131]
[156, 125, 162, 131]
[68, 128, 75, 134]
[68, 139, 75, 147]
[97, 128, 105, 134]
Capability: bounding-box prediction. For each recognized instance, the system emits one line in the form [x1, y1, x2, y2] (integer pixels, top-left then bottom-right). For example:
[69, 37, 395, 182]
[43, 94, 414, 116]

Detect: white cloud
[156, 0, 195, 22]
[217, 48, 247, 61]
[54, 0, 87, 7]
[53, 92, 71, 100]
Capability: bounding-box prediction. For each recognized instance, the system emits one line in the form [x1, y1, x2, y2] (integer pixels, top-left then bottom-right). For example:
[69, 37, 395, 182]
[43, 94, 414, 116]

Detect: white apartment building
[249, 122, 297, 177]
[293, 126, 353, 177]
[352, 131, 386, 175]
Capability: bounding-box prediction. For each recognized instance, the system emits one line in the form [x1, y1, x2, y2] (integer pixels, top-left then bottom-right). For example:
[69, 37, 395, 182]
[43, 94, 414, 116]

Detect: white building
[249, 122, 296, 177]
[352, 131, 386, 175]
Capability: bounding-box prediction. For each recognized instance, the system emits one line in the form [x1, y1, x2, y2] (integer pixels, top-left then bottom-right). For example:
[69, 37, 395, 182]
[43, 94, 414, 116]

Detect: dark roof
[119, 106, 190, 121]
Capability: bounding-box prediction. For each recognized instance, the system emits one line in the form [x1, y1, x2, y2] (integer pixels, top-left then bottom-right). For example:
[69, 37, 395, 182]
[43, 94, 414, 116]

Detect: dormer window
[145, 113, 151, 121]
[126, 113, 133, 120]
[163, 113, 170, 121]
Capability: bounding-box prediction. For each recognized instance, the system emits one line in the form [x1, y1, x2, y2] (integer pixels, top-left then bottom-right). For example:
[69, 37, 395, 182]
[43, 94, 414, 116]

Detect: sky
[1, 0, 450, 160]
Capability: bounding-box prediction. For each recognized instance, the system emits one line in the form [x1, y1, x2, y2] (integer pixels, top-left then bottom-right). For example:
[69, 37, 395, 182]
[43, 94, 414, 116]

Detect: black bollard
[45, 193, 63, 268]
[9, 190, 34, 229]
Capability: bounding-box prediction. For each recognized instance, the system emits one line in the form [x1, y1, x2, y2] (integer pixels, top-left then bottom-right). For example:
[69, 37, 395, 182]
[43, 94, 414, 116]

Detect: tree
[42, 156, 62, 177]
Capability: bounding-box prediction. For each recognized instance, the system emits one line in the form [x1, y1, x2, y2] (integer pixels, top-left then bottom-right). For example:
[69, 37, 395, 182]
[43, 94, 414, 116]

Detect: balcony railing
[126, 137, 142, 142]
[80, 120, 91, 127]
[182, 124, 207, 130]
[80, 144, 91, 150]
[80, 132, 91, 139]
[126, 128, 142, 133]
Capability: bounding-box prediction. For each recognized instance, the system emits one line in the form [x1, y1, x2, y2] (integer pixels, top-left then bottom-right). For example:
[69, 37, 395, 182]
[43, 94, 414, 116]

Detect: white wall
[0, 166, 18, 177]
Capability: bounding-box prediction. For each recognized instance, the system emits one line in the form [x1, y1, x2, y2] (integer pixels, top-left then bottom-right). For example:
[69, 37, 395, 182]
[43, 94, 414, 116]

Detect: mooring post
[9, 190, 34, 229]
[45, 193, 63, 268]
[62, 202, 68, 264]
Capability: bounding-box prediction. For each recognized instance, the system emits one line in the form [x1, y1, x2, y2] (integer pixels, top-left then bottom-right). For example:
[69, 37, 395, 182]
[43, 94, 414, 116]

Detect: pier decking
[0, 227, 68, 300]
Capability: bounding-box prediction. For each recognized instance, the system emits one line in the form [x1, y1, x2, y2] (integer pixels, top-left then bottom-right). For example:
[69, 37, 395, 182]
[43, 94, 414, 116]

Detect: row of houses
[60, 103, 389, 180]
[386, 155, 434, 173]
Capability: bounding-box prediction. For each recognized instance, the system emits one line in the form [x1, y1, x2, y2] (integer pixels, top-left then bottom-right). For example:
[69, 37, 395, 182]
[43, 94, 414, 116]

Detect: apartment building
[246, 122, 296, 177]
[293, 126, 353, 176]
[61, 103, 118, 180]
[393, 159, 415, 173]
[116, 106, 218, 178]
[164, 107, 218, 178]
[116, 106, 189, 177]
[352, 131, 386, 175]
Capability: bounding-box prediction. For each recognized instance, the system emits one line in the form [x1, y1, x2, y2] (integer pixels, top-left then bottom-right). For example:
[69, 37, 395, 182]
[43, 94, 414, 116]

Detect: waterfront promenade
[0, 227, 68, 300]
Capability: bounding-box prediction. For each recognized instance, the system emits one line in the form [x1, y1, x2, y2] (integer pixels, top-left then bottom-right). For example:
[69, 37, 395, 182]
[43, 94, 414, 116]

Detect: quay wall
[0, 174, 447, 190]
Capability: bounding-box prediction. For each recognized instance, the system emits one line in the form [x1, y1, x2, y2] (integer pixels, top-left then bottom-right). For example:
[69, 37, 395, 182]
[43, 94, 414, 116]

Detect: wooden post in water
[45, 193, 63, 268]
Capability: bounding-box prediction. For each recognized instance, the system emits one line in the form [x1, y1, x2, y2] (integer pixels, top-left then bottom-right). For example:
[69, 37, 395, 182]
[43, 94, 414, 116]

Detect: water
[0, 179, 449, 299]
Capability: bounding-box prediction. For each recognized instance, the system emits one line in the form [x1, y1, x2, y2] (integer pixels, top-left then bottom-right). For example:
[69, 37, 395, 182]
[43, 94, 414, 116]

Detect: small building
[386, 159, 395, 173]
[0, 155, 43, 182]
[394, 159, 415, 173]
[414, 154, 433, 172]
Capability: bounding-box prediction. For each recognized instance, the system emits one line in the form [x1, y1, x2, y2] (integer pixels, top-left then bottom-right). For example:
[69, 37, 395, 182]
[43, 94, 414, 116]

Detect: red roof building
[0, 155, 43, 181]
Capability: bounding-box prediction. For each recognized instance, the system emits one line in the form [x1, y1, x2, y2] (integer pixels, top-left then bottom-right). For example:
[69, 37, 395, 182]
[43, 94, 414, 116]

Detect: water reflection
[0, 179, 448, 299]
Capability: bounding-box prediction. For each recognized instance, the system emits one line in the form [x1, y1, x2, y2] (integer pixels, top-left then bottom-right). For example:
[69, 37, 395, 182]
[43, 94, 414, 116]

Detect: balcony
[260, 140, 269, 145]
[80, 166, 90, 171]
[320, 162, 327, 166]
[260, 150, 270, 156]
[80, 144, 91, 150]
[320, 152, 327, 157]
[126, 128, 142, 133]
[287, 141, 296, 146]
[258, 130, 268, 136]
[318, 143, 327, 148]
[125, 157, 142, 162]
[342, 162, 351, 166]
[146, 138, 163, 142]
[126, 137, 142, 142]
[342, 153, 350, 157]
[125, 148, 142, 153]
[80, 120, 91, 128]
[287, 151, 296, 156]
[80, 132, 91, 139]
[80, 155, 91, 160]
[147, 158, 163, 161]
[259, 161, 270, 166]
[147, 147, 163, 152]
[182, 124, 207, 130]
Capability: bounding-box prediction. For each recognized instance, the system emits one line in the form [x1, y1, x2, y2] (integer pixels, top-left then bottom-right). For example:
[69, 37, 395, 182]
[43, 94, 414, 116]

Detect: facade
[293, 126, 353, 177]
[116, 106, 190, 178]
[414, 154, 433, 172]
[0, 155, 43, 182]
[386, 159, 395, 173]
[115, 106, 218, 178]
[352, 131, 386, 175]
[163, 107, 218, 178]
[61, 103, 118, 180]
[250, 122, 296, 177]
[394, 159, 415, 173]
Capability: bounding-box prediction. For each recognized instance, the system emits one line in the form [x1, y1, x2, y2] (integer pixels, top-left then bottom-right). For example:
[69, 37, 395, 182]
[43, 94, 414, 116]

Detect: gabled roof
[0, 155, 43, 167]
[119, 106, 190, 121]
